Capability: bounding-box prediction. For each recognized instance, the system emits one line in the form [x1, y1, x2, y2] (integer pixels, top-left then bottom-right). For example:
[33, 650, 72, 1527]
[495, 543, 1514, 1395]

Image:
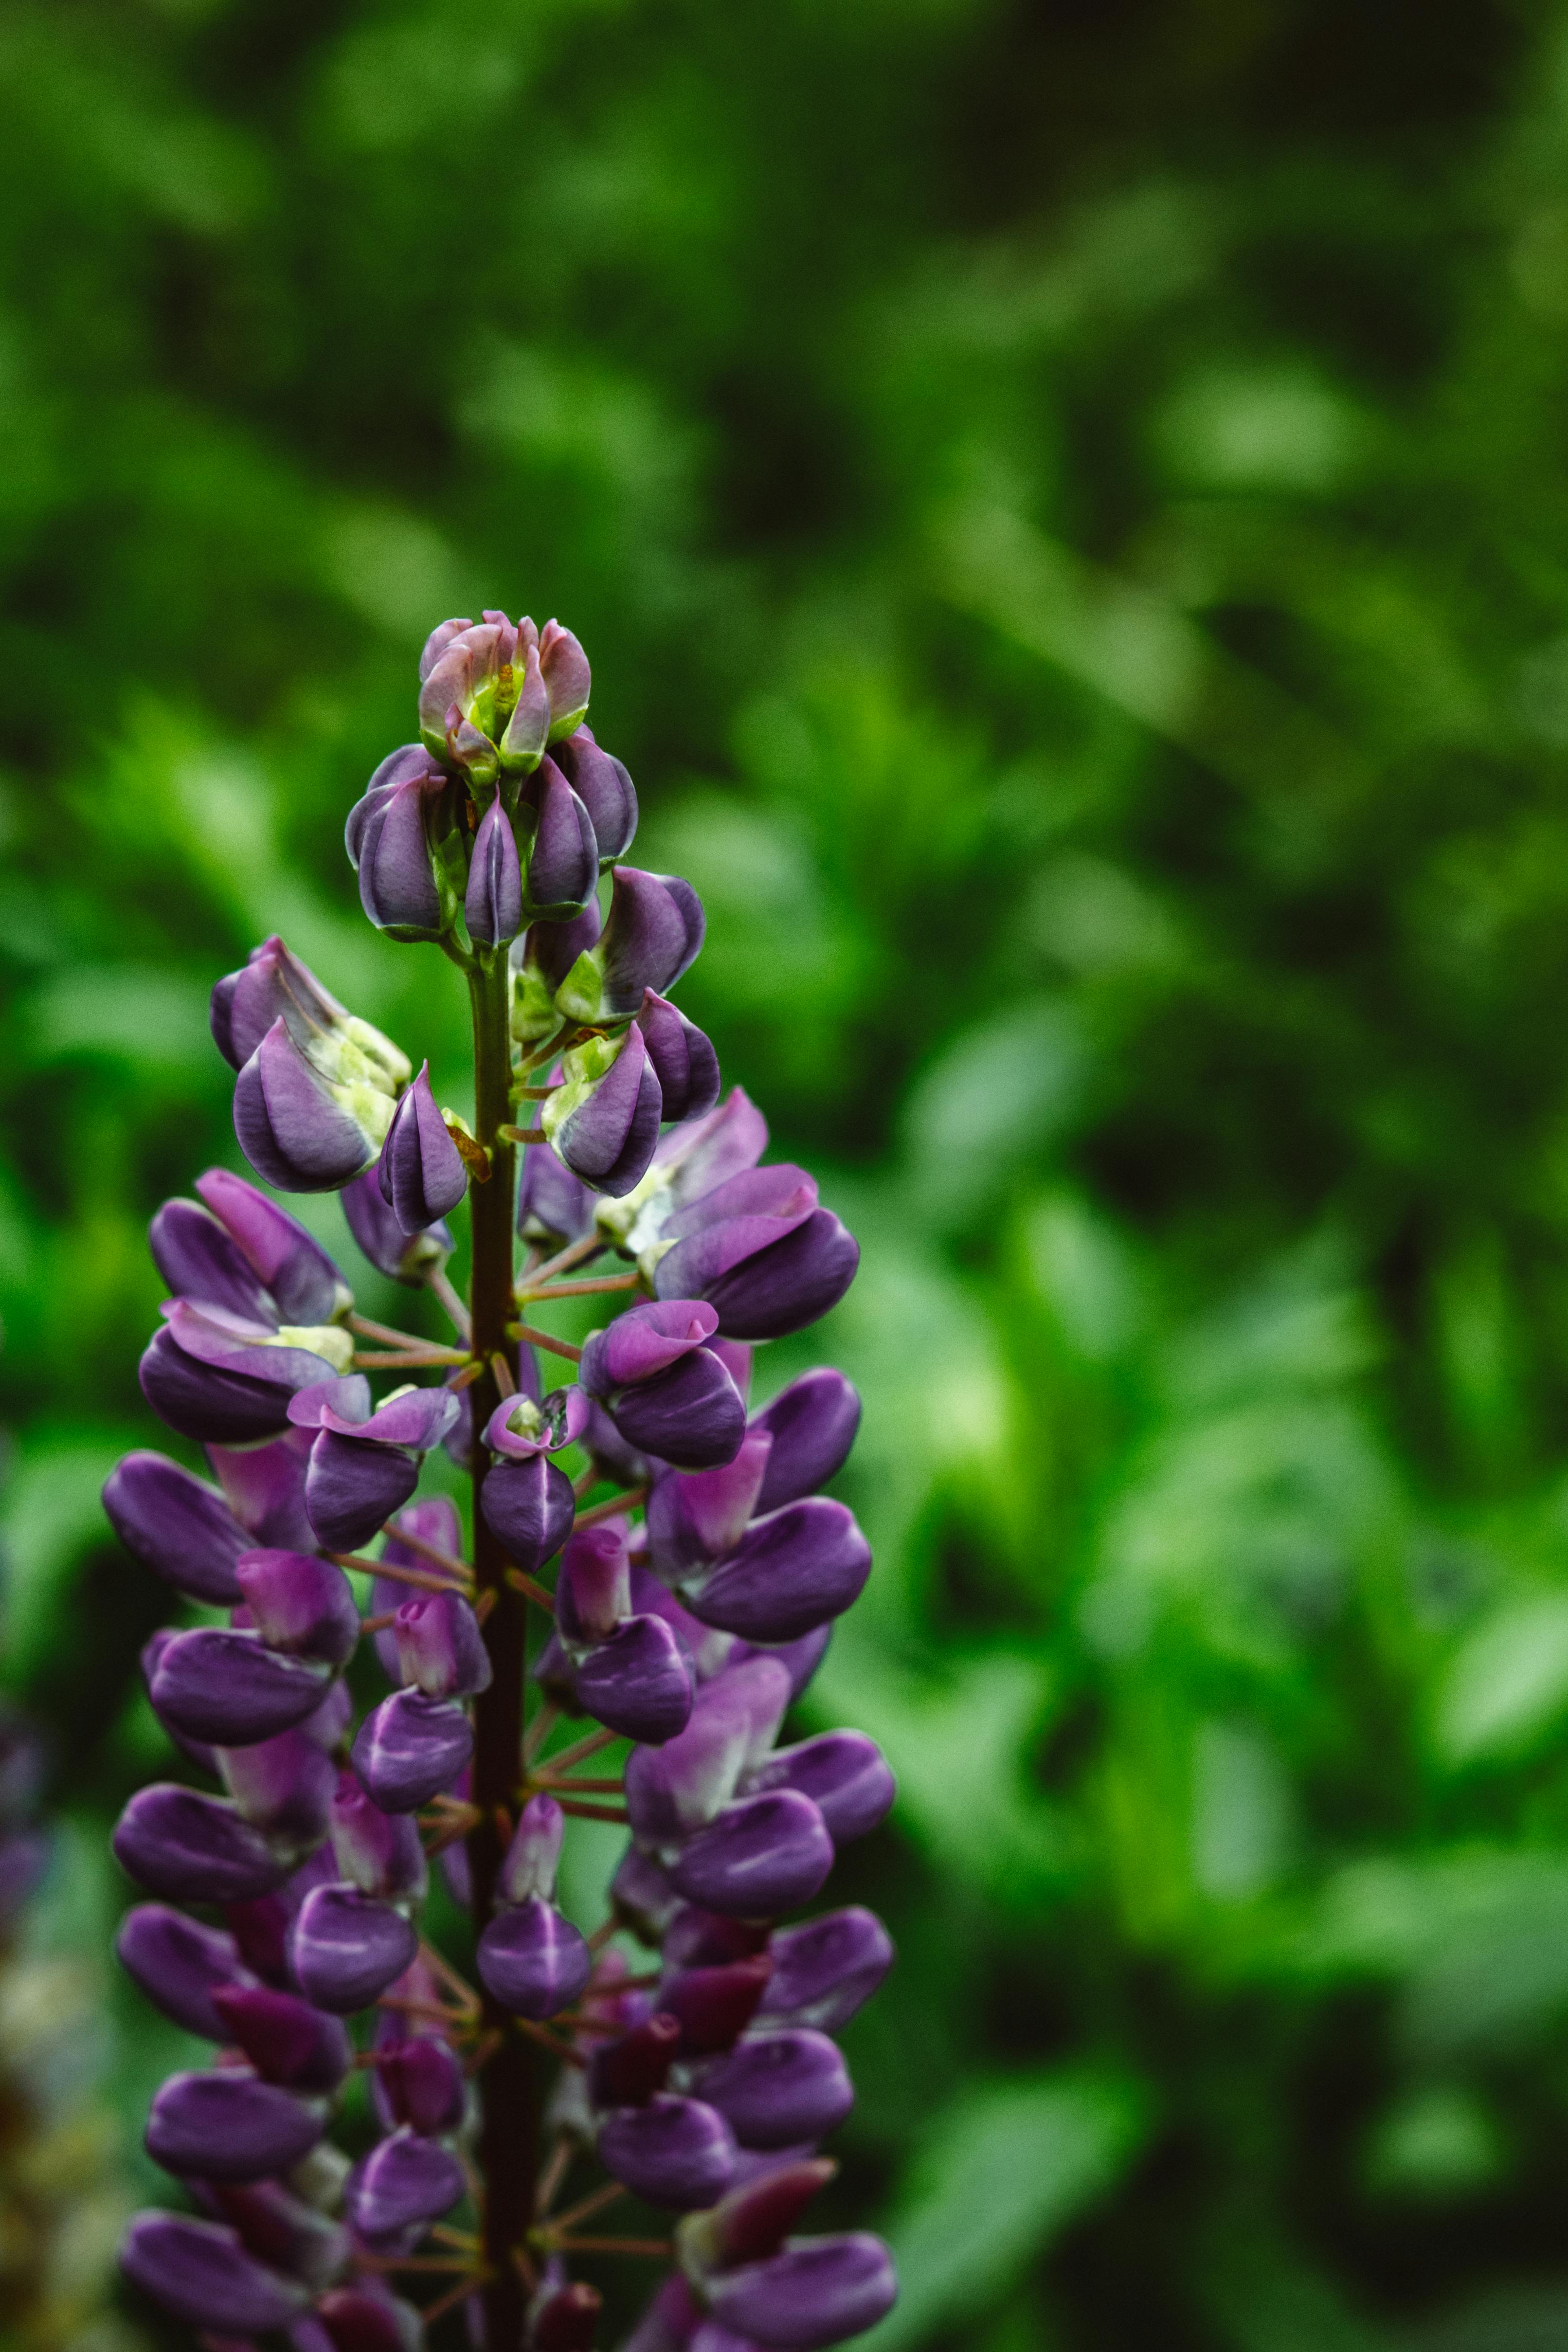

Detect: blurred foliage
[13, 0, 1568, 2347]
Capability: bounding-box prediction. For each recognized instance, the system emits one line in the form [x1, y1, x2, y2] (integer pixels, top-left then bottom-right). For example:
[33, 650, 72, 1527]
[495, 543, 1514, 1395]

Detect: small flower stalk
[106, 610, 894, 2351]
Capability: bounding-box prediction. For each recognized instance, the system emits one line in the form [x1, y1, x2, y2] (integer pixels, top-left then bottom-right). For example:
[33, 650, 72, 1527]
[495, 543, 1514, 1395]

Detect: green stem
[463, 947, 537, 2352]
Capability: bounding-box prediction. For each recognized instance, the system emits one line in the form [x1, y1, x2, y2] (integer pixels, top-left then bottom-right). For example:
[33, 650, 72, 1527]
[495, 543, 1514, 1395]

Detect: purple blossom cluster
[104, 611, 896, 2352]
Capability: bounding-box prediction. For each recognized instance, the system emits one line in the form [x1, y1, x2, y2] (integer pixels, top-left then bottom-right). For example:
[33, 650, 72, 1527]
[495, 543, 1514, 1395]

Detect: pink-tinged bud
[678, 2156, 836, 2274]
[500, 1794, 566, 1904]
[328, 1772, 428, 1900]
[646, 1434, 774, 1579]
[658, 1954, 774, 2057]
[393, 1588, 490, 1699]
[234, 1550, 360, 1665]
[539, 620, 592, 740]
[558, 1522, 633, 1648]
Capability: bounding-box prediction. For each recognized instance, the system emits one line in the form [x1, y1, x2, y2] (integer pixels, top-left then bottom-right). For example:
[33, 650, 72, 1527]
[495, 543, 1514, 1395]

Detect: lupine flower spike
[106, 608, 896, 2352]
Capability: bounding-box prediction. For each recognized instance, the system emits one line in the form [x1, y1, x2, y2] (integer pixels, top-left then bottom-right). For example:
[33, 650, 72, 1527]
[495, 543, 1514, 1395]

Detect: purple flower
[678, 1500, 873, 1646]
[210, 936, 391, 1076]
[516, 754, 599, 918]
[743, 1732, 894, 1846]
[103, 1451, 252, 1604]
[234, 1549, 360, 1665]
[554, 724, 638, 863]
[208, 1429, 317, 1551]
[477, 1896, 593, 2020]
[575, 1616, 695, 1745]
[342, 1164, 454, 1284]
[580, 1300, 746, 1473]
[290, 1884, 419, 2015]
[670, 1792, 834, 1920]
[372, 2028, 468, 2136]
[466, 796, 525, 947]
[700, 2235, 897, 2350]
[748, 1371, 861, 1516]
[691, 2029, 853, 2151]
[624, 1659, 793, 1844]
[120, 2211, 310, 2332]
[217, 1725, 340, 1854]
[328, 1771, 428, 1900]
[653, 1169, 859, 1343]
[210, 1983, 353, 2092]
[116, 1905, 255, 2039]
[113, 1785, 291, 1904]
[658, 1955, 774, 2056]
[554, 866, 705, 1028]
[140, 1301, 347, 1447]
[288, 1375, 460, 1552]
[377, 1062, 468, 1230]
[346, 2127, 466, 2249]
[546, 1023, 664, 1198]
[637, 990, 721, 1124]
[345, 746, 461, 942]
[234, 1017, 401, 1194]
[352, 1689, 474, 1813]
[198, 2178, 349, 2293]
[393, 1588, 491, 1698]
[145, 2067, 327, 2182]
[480, 1396, 578, 1576]
[755, 1910, 895, 2034]
[145, 1625, 334, 1747]
[598, 2094, 738, 2212]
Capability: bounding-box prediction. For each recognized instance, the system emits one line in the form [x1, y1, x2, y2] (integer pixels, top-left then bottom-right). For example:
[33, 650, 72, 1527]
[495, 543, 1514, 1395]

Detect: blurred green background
[13, 0, 1568, 2345]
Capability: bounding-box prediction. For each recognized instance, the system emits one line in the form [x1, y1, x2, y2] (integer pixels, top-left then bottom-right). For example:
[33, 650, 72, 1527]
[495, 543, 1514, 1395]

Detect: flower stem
[464, 946, 537, 2352]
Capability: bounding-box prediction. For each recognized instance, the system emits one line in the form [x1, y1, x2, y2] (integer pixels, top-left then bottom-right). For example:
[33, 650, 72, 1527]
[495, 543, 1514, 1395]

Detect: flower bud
[645, 1434, 774, 1581]
[146, 2067, 327, 2183]
[554, 868, 704, 1028]
[653, 1170, 859, 1343]
[680, 1499, 872, 1646]
[346, 747, 465, 942]
[200, 2178, 350, 2293]
[658, 1955, 774, 2057]
[113, 1785, 291, 1904]
[539, 619, 592, 741]
[744, 1731, 894, 1847]
[393, 1589, 491, 1699]
[481, 1452, 577, 1575]
[477, 1896, 593, 2020]
[346, 2127, 466, 2249]
[531, 2279, 604, 2352]
[140, 1303, 347, 1446]
[235, 1016, 400, 1194]
[579, 1301, 746, 1474]
[501, 1795, 566, 1903]
[635, 990, 721, 1125]
[372, 2028, 468, 2136]
[217, 1728, 338, 1854]
[678, 2157, 835, 2278]
[120, 2211, 310, 2333]
[467, 796, 525, 947]
[235, 1549, 360, 1665]
[210, 1983, 353, 2093]
[209, 1428, 317, 1552]
[512, 899, 603, 1043]
[597, 2094, 737, 2212]
[329, 1773, 428, 1900]
[517, 755, 599, 919]
[288, 1375, 459, 1553]
[624, 1660, 792, 1843]
[103, 1450, 251, 1604]
[485, 1382, 589, 1461]
[756, 1909, 893, 2034]
[693, 2029, 853, 2151]
[147, 1626, 334, 1747]
[545, 1024, 664, 1198]
[315, 2284, 425, 2352]
[290, 1884, 420, 2015]
[342, 1165, 454, 1285]
[351, 1689, 474, 1814]
[376, 1062, 469, 1232]
[576, 1616, 695, 1745]
[749, 1371, 861, 1516]
[553, 724, 637, 865]
[116, 1905, 255, 2039]
[670, 1791, 834, 1920]
[699, 2234, 897, 2350]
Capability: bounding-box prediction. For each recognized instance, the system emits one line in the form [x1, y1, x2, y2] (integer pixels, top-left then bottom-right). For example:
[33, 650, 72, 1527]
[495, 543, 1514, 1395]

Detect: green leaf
[1432, 1594, 1568, 1765]
[860, 2071, 1147, 2350]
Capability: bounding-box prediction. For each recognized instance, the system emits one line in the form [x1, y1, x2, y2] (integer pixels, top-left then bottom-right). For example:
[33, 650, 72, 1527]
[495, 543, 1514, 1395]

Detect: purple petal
[103, 1450, 250, 1604]
[148, 1627, 333, 1746]
[146, 2067, 326, 2182]
[553, 724, 637, 864]
[682, 1499, 872, 1645]
[346, 2127, 465, 2249]
[342, 1162, 453, 1283]
[113, 1786, 291, 1904]
[352, 1690, 474, 1813]
[211, 937, 350, 1074]
[743, 1731, 893, 1846]
[394, 1588, 491, 1699]
[597, 2094, 737, 2212]
[645, 1434, 774, 1579]
[150, 1196, 275, 1321]
[518, 1138, 595, 1246]
[580, 1298, 720, 1392]
[236, 1549, 360, 1665]
[636, 991, 721, 1125]
[234, 1019, 381, 1194]
[211, 1982, 353, 2093]
[208, 1430, 317, 1552]
[121, 2212, 309, 2332]
[670, 1791, 833, 1919]
[480, 1454, 576, 1574]
[749, 1371, 861, 1516]
[692, 2029, 853, 2151]
[116, 1905, 255, 2039]
[303, 1431, 420, 1553]
[575, 1615, 695, 1745]
[521, 756, 598, 918]
[466, 798, 525, 947]
[554, 1023, 664, 1196]
[218, 1728, 338, 1852]
[290, 1884, 418, 2014]
[476, 1895, 592, 2020]
[601, 1347, 747, 1474]
[703, 2235, 897, 2351]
